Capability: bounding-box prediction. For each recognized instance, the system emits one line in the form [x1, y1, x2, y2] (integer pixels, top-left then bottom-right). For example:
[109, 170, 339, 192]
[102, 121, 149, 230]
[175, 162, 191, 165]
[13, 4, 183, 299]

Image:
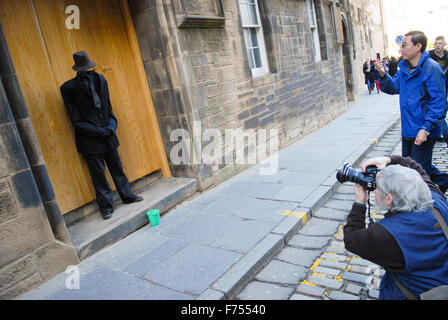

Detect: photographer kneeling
[343, 155, 448, 300]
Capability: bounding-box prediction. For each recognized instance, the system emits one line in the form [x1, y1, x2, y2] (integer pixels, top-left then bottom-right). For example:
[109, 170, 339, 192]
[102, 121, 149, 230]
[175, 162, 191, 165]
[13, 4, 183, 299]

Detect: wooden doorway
[0, 0, 171, 214]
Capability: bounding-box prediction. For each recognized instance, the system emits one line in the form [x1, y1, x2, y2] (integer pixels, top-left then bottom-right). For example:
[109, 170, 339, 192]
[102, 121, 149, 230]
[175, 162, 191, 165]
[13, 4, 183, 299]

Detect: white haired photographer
[343, 155, 448, 300]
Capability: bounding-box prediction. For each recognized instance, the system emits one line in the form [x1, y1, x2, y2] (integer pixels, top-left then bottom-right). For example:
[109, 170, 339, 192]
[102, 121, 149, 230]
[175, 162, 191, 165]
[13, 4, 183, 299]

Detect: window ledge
[251, 72, 276, 86]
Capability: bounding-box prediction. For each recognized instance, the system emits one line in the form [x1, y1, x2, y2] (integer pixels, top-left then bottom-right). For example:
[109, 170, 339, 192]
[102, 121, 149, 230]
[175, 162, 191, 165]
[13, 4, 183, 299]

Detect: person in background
[375, 31, 448, 193]
[429, 36, 448, 145]
[381, 57, 390, 74]
[388, 56, 398, 77]
[372, 60, 381, 94]
[363, 58, 375, 94]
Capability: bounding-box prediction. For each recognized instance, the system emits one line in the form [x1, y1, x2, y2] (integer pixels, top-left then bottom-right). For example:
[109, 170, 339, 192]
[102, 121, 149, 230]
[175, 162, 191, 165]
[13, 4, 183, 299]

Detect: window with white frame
[239, 0, 269, 76]
[307, 0, 321, 62]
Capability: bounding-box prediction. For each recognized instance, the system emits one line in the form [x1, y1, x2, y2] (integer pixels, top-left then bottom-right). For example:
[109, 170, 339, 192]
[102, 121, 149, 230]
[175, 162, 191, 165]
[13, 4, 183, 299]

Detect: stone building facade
[131, 0, 354, 187]
[349, 0, 388, 92]
[0, 0, 387, 298]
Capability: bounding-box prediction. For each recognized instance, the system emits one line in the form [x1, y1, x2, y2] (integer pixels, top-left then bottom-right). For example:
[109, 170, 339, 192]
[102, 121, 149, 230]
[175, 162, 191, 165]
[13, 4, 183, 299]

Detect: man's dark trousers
[402, 137, 448, 192]
[84, 148, 134, 210]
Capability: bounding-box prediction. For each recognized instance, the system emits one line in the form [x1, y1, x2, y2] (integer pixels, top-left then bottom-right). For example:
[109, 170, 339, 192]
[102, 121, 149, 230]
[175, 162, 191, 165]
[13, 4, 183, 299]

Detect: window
[239, 0, 269, 76]
[307, 0, 321, 62]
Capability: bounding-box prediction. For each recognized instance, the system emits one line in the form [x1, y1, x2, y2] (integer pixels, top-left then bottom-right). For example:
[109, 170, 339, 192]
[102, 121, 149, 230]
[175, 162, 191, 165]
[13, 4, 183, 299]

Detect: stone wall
[0, 25, 79, 300]
[131, 0, 349, 188]
[341, 0, 387, 93]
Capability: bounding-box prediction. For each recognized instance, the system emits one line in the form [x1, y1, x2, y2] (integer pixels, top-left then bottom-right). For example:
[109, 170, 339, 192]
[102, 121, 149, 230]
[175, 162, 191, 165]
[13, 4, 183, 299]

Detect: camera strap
[367, 191, 375, 226]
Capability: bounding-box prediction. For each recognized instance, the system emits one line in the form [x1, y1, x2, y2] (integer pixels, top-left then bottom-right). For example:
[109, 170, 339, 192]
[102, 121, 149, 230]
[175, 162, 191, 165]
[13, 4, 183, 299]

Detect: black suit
[60, 71, 134, 211]
[60, 71, 119, 155]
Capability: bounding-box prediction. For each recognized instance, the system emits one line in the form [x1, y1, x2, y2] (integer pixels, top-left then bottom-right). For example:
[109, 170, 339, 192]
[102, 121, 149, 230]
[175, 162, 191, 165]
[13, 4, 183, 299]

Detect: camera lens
[336, 163, 377, 191]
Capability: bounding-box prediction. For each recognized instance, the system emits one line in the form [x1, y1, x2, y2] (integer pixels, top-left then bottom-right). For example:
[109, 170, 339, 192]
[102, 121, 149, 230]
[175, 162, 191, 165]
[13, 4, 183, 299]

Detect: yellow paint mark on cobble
[278, 210, 308, 224]
[333, 233, 343, 238]
[310, 258, 322, 271]
[334, 275, 343, 281]
[312, 272, 327, 278]
[301, 280, 317, 287]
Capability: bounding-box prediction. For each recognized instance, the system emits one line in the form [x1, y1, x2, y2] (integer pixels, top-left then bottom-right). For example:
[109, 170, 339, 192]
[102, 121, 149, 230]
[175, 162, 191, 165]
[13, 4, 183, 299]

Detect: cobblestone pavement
[235, 124, 448, 300]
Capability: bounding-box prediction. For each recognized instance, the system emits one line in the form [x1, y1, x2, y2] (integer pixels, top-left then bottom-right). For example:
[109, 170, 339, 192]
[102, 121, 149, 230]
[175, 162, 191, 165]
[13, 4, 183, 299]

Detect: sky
[382, 0, 448, 56]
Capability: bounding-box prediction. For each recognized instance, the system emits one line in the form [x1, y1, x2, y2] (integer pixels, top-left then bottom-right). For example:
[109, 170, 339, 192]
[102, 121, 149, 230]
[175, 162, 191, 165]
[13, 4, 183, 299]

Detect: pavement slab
[254, 260, 309, 285]
[275, 247, 322, 268]
[143, 244, 241, 295]
[235, 281, 295, 300]
[44, 265, 191, 300]
[298, 218, 342, 236]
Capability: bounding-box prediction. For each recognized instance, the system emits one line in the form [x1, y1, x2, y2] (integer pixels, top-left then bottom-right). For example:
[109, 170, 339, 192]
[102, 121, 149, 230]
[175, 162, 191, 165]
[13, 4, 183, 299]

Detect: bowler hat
[72, 50, 96, 72]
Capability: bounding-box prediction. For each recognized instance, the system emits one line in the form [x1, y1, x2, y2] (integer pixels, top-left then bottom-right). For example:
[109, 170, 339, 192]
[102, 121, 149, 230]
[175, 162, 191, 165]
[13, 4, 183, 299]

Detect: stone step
[67, 177, 197, 260]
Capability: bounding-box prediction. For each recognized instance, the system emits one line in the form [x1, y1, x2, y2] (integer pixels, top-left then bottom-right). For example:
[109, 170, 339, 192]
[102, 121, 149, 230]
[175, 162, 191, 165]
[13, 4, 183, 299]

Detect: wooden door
[0, 0, 170, 214]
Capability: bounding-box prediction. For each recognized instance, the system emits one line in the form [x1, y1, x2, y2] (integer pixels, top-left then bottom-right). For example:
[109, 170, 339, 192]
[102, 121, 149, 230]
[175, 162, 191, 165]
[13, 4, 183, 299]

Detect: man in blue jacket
[375, 31, 448, 193]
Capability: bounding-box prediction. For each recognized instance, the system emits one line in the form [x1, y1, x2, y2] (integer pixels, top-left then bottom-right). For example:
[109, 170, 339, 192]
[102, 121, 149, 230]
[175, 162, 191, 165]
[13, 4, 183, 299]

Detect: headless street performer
[60, 51, 143, 220]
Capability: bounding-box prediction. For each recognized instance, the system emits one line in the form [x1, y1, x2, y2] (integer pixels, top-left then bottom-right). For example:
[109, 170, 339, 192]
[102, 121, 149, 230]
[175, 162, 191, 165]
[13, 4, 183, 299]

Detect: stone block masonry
[0, 54, 79, 299]
[130, 0, 349, 188]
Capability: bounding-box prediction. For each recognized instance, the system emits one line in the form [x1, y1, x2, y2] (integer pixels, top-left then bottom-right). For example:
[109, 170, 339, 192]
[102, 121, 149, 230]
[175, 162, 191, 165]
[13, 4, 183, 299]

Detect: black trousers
[84, 148, 133, 210]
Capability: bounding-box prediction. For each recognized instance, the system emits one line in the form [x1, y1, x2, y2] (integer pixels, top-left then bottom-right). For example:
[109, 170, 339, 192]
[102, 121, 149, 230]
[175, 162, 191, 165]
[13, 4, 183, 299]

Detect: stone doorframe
[341, 14, 355, 102]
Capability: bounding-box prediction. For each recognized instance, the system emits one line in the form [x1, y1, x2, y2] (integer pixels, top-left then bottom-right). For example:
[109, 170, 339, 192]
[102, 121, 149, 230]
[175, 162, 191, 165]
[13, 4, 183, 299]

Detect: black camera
[336, 163, 380, 191]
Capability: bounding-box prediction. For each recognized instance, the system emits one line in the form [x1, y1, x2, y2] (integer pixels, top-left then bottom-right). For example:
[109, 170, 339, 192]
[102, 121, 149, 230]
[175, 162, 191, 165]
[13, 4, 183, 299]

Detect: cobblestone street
[235, 123, 448, 300]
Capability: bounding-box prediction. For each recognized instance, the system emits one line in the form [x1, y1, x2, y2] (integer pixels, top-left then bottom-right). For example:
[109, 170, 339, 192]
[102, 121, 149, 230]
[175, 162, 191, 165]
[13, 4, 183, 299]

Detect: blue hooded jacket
[379, 51, 447, 138]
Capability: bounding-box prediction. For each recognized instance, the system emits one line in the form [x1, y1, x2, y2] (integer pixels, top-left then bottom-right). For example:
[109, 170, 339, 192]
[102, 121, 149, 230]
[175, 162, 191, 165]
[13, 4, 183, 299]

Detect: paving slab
[323, 199, 354, 211]
[236, 281, 295, 300]
[271, 185, 318, 202]
[307, 276, 344, 290]
[275, 247, 322, 268]
[296, 283, 325, 297]
[313, 207, 349, 221]
[43, 266, 191, 300]
[210, 219, 277, 253]
[288, 234, 330, 250]
[298, 218, 341, 236]
[143, 244, 241, 295]
[329, 291, 360, 300]
[290, 293, 320, 300]
[200, 196, 297, 223]
[122, 239, 188, 277]
[159, 212, 239, 245]
[255, 260, 308, 285]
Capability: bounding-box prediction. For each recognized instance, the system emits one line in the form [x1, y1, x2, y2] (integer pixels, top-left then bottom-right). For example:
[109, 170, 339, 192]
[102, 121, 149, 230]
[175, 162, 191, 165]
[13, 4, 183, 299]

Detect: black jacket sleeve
[102, 77, 118, 133]
[343, 203, 405, 272]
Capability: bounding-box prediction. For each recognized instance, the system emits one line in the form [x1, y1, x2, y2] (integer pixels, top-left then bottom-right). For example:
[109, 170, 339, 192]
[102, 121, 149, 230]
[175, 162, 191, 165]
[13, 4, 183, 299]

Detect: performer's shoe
[122, 195, 144, 204]
[101, 208, 114, 220]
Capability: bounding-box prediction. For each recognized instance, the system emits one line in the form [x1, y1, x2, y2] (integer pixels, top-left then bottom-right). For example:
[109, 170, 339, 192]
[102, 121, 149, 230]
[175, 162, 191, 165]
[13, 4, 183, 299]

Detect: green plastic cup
[147, 209, 160, 226]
